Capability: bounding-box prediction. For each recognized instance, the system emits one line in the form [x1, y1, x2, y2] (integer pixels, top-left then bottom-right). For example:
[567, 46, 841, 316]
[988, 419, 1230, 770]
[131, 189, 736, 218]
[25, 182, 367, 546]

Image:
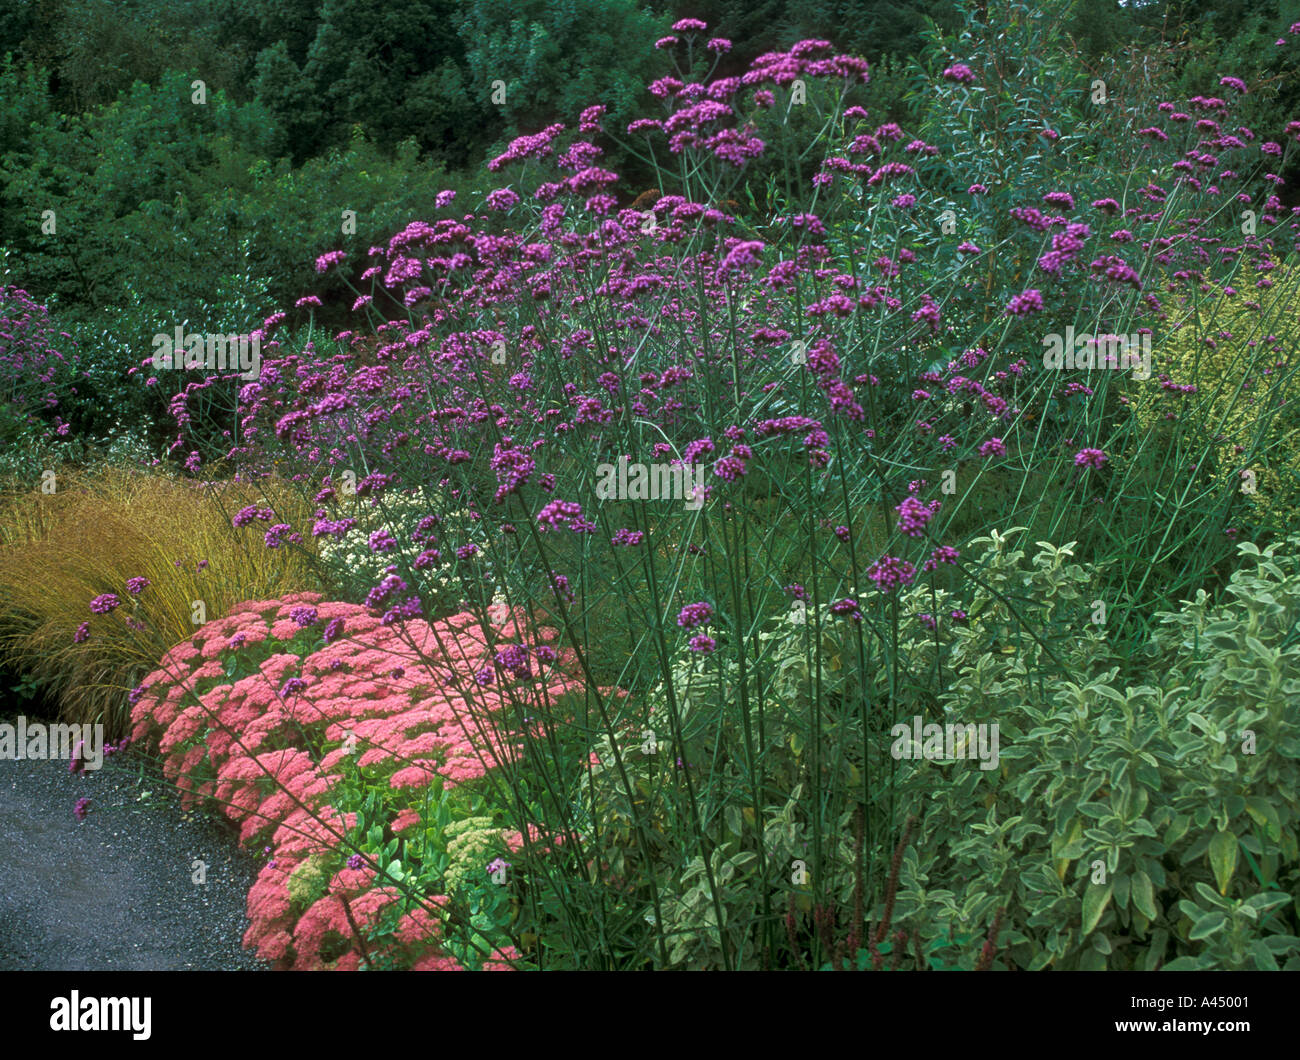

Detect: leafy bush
[0, 283, 87, 481]
[883, 530, 1300, 971]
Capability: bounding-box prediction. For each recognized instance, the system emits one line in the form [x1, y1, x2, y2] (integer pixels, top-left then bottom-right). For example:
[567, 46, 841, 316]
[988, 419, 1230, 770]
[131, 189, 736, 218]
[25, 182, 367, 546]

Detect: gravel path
[0, 713, 267, 970]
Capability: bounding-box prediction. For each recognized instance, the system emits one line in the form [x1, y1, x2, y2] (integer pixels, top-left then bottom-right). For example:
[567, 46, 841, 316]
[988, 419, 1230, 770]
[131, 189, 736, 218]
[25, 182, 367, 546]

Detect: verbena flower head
[895, 496, 933, 537]
[867, 556, 916, 593]
[830, 598, 863, 621]
[677, 602, 713, 629]
[89, 594, 120, 614]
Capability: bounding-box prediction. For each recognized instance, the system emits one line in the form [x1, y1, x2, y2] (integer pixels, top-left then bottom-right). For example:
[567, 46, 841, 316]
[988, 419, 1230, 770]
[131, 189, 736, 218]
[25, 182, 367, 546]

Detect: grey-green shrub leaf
[1244, 797, 1282, 842]
[1132, 870, 1156, 920]
[1082, 880, 1112, 935]
[1251, 939, 1280, 970]
[1208, 831, 1238, 895]
[1189, 911, 1227, 941]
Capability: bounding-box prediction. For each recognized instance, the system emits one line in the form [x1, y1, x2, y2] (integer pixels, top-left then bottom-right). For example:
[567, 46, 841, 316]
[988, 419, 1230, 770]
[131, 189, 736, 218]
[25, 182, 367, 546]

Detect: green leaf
[1188, 912, 1227, 941]
[724, 804, 743, 838]
[1165, 813, 1190, 845]
[1244, 797, 1282, 841]
[1082, 880, 1112, 935]
[1132, 870, 1156, 920]
[1244, 893, 1289, 914]
[1077, 947, 1107, 970]
[1141, 929, 1169, 971]
[1208, 831, 1238, 895]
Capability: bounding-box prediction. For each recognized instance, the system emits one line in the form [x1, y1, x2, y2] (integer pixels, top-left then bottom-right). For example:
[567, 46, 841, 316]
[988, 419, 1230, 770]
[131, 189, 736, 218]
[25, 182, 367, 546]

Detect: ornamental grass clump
[0, 466, 317, 738]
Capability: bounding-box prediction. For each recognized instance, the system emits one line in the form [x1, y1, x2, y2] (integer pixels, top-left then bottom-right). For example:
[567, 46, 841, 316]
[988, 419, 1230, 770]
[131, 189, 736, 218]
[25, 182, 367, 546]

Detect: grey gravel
[0, 713, 268, 970]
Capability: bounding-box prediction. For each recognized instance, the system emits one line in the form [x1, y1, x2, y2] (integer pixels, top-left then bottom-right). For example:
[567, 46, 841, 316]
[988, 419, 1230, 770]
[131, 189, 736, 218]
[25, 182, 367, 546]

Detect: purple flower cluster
[1004, 288, 1044, 316]
[867, 556, 916, 594]
[923, 546, 961, 571]
[495, 643, 532, 679]
[830, 598, 862, 622]
[895, 496, 934, 537]
[677, 602, 713, 629]
[89, 594, 120, 614]
[536, 499, 584, 530]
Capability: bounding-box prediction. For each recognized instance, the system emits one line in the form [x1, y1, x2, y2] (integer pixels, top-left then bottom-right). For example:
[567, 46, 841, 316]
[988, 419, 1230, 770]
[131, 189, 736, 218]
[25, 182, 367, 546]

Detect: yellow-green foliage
[1135, 262, 1300, 531]
[0, 466, 320, 737]
[288, 854, 332, 910]
[442, 816, 509, 895]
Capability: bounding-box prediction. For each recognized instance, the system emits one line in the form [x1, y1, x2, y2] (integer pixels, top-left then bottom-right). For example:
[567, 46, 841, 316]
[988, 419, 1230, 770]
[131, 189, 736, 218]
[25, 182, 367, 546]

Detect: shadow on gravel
[0, 712, 267, 970]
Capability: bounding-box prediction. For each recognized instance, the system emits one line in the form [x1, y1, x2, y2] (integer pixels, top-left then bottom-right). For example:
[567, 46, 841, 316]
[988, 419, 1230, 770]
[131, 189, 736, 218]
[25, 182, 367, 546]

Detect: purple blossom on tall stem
[89, 594, 120, 614]
[677, 602, 713, 629]
[867, 556, 916, 593]
[830, 598, 863, 622]
[895, 496, 934, 537]
[923, 546, 961, 571]
[1005, 288, 1044, 315]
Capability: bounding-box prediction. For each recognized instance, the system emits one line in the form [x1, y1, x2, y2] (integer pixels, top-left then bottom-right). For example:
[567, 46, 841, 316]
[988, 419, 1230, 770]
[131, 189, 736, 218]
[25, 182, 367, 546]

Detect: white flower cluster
[315, 486, 500, 607]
